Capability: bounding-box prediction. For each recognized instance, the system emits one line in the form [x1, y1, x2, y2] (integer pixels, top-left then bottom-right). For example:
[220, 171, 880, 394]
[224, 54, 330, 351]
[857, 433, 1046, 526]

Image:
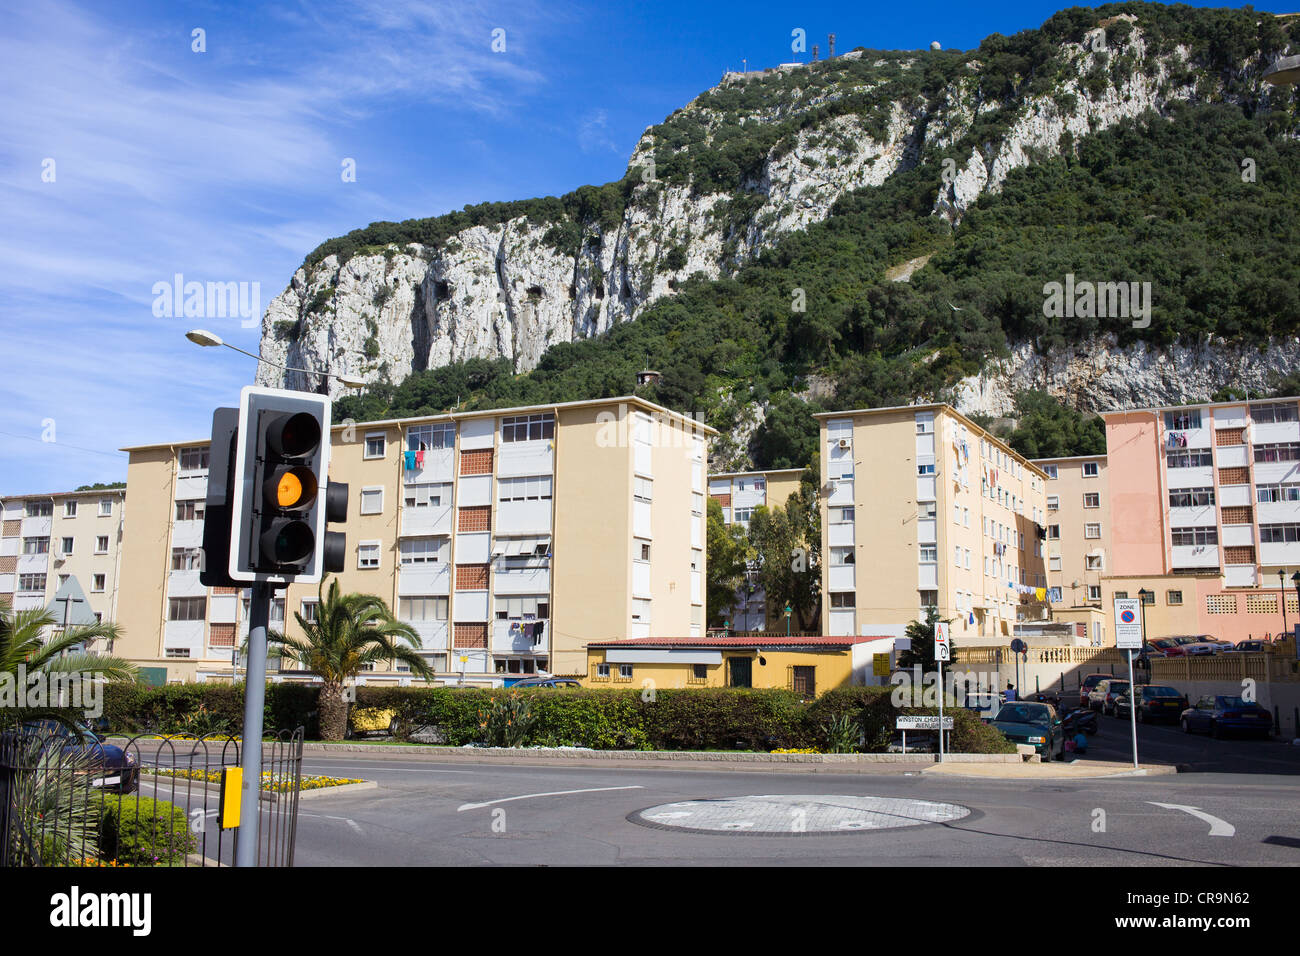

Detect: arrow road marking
[1148, 802, 1236, 837]
[457, 785, 643, 812]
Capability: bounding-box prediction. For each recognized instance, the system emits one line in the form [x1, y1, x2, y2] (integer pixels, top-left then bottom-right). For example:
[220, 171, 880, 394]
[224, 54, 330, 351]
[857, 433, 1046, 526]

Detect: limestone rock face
[257, 25, 1276, 400]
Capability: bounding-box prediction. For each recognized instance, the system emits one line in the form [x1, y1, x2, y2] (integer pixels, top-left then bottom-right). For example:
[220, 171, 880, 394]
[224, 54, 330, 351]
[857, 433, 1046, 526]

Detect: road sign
[872, 653, 890, 676]
[896, 716, 954, 731]
[934, 621, 951, 662]
[1114, 598, 1143, 649]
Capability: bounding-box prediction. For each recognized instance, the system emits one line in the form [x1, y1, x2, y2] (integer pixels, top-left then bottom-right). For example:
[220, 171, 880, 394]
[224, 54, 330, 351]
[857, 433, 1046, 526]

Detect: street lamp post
[1137, 588, 1151, 657]
[1281, 570, 1290, 641]
[185, 329, 366, 390]
[784, 604, 792, 637]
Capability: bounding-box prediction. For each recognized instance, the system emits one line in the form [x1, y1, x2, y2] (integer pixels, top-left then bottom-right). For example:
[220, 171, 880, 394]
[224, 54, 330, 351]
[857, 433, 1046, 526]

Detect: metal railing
[0, 726, 303, 868]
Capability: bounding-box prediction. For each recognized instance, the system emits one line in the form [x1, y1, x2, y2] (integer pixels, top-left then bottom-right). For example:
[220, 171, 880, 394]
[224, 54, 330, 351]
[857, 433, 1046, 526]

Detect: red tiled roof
[585, 635, 894, 649]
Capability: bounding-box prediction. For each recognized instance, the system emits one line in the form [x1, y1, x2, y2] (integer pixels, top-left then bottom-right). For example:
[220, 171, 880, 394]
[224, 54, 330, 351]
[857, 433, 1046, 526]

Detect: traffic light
[199, 406, 240, 589]
[228, 387, 348, 584]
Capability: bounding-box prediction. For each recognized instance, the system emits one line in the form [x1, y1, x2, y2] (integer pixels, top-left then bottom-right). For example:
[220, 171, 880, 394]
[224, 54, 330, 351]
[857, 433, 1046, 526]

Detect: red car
[1078, 673, 1115, 709]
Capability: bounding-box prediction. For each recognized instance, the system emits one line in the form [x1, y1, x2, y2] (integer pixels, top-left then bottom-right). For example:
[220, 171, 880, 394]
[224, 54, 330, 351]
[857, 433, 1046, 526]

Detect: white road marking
[457, 785, 643, 811]
[1148, 802, 1236, 837]
[300, 811, 364, 834]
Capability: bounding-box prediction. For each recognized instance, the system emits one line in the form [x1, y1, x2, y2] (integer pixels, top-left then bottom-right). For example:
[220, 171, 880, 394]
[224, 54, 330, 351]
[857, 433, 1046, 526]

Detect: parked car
[509, 677, 582, 688]
[1182, 640, 1228, 656]
[1223, 640, 1268, 653]
[1114, 684, 1187, 723]
[1078, 673, 1115, 709]
[988, 702, 1064, 761]
[22, 719, 139, 794]
[1180, 695, 1273, 739]
[1146, 638, 1183, 658]
[1088, 678, 1131, 716]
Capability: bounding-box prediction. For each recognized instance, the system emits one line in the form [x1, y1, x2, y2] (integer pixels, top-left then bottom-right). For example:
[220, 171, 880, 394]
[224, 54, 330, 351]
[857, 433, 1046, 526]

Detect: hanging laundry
[509, 622, 522, 638]
[533, 621, 545, 643]
[1035, 587, 1046, 601]
[415, 449, 425, 467]
[403, 450, 416, 469]
[521, 622, 535, 640]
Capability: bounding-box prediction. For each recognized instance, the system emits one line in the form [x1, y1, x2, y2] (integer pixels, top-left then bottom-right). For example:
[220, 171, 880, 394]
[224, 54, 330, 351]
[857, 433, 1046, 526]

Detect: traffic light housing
[228, 387, 348, 584]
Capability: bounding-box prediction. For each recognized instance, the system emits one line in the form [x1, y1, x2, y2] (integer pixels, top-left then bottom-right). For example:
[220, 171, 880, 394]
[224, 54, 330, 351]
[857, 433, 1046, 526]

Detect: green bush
[102, 682, 319, 739]
[100, 796, 198, 866]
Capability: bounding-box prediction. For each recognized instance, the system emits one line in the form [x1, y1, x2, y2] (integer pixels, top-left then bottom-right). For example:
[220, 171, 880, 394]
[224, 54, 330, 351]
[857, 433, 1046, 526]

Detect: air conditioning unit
[837, 438, 851, 450]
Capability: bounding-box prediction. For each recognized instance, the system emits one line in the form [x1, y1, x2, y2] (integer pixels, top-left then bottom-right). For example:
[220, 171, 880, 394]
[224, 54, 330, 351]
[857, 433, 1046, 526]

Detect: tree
[746, 467, 821, 632]
[265, 578, 435, 740]
[895, 607, 955, 674]
[1002, 390, 1106, 459]
[0, 598, 135, 730]
[706, 498, 750, 628]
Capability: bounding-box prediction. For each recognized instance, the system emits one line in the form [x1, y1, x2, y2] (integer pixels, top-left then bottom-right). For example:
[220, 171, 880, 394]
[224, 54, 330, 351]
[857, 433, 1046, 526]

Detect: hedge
[100, 682, 1016, 754]
[99, 795, 198, 866]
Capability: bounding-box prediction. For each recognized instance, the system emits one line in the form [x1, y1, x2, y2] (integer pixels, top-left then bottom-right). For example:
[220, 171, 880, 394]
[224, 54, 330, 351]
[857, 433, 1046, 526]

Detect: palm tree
[0, 597, 136, 730]
[266, 577, 435, 740]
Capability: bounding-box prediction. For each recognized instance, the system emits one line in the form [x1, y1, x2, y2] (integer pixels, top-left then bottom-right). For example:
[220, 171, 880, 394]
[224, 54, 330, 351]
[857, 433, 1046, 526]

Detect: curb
[922, 762, 1180, 779]
[139, 771, 374, 802]
[297, 780, 377, 799]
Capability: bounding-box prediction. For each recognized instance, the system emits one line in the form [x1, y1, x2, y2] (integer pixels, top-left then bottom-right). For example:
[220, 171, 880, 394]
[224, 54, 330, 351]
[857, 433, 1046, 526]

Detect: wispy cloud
[577, 109, 624, 155]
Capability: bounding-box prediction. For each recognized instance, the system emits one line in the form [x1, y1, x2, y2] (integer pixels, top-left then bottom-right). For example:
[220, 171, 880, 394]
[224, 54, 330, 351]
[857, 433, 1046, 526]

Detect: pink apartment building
[1103, 397, 1300, 644]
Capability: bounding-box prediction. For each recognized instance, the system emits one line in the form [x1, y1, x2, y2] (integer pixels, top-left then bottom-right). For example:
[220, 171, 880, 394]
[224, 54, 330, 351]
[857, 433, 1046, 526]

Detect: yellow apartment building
[1032, 454, 1111, 645]
[706, 468, 806, 630]
[814, 404, 1050, 644]
[115, 397, 714, 684]
[0, 488, 128, 635]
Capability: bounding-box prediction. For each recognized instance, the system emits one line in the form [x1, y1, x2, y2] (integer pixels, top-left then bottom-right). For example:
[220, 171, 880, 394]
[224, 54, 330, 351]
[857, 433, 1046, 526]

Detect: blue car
[1179, 696, 1272, 739]
[24, 720, 140, 793]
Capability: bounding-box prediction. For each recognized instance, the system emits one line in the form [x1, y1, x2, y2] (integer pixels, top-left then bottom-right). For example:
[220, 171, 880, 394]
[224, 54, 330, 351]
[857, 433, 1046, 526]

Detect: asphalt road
[1080, 709, 1300, 775]
[277, 744, 1300, 866]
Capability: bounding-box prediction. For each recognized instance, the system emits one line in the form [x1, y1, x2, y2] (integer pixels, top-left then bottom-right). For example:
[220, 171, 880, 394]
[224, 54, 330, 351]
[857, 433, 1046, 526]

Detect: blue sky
[0, 0, 1286, 493]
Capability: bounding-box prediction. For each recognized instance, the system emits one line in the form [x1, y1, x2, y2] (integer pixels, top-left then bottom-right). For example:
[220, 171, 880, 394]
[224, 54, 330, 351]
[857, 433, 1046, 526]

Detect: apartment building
[0, 489, 127, 633]
[1032, 455, 1111, 610]
[707, 468, 805, 630]
[814, 404, 1050, 643]
[116, 397, 713, 683]
[1102, 397, 1300, 643]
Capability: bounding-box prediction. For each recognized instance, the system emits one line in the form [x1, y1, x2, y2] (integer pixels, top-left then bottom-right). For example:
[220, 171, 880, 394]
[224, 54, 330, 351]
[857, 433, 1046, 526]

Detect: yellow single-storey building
[583, 634, 898, 696]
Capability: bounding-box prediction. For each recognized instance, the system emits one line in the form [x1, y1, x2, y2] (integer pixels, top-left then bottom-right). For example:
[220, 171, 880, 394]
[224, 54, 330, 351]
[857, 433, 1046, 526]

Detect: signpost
[934, 622, 950, 762]
[896, 715, 954, 755]
[1114, 597, 1143, 770]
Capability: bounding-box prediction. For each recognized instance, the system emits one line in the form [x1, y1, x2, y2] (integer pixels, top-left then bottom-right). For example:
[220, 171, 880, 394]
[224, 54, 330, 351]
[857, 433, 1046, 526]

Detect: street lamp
[784, 604, 792, 637]
[1137, 588, 1152, 655]
[186, 329, 366, 389]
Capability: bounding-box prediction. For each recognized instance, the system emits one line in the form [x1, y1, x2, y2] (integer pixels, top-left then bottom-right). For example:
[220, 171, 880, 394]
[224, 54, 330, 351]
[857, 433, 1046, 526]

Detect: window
[964, 549, 971, 569]
[17, 574, 45, 593]
[1084, 523, 1101, 539]
[917, 462, 935, 476]
[1086, 554, 1103, 571]
[1260, 524, 1300, 543]
[834, 507, 855, 523]
[92, 574, 105, 592]
[919, 546, 937, 563]
[99, 499, 113, 516]
[63, 501, 77, 517]
[1164, 410, 1202, 431]
[692, 663, 708, 680]
[1049, 556, 1062, 572]
[732, 507, 753, 524]
[300, 600, 319, 623]
[500, 414, 554, 443]
[1087, 585, 1101, 601]
[24, 501, 52, 517]
[1042, 464, 1058, 479]
[1254, 443, 1300, 463]
[829, 592, 855, 608]
[1250, 402, 1298, 423]
[1171, 526, 1218, 546]
[618, 663, 634, 679]
[60, 537, 74, 555]
[179, 446, 209, 471]
[1082, 462, 1099, 478]
[364, 433, 387, 459]
[636, 540, 651, 562]
[963, 508, 970, 527]
[1047, 525, 1060, 540]
[171, 547, 202, 570]
[404, 483, 448, 508]
[270, 598, 286, 623]
[22, 537, 49, 555]
[360, 487, 384, 515]
[915, 414, 934, 434]
[830, 546, 855, 565]
[596, 663, 610, 678]
[400, 596, 448, 621]
[499, 475, 554, 501]
[494, 595, 549, 620]
[168, 597, 206, 621]
[96, 535, 109, 554]
[165, 648, 191, 659]
[1082, 493, 1100, 509]
[1114, 591, 1129, 600]
[357, 541, 381, 569]
[633, 476, 653, 503]
[1169, 487, 1215, 508]
[1140, 591, 1156, 606]
[1047, 495, 1059, 511]
[1167, 590, 1184, 606]
[792, 666, 816, 698]
[407, 423, 454, 451]
[919, 590, 938, 609]
[1257, 484, 1300, 503]
[175, 500, 205, 521]
[1166, 449, 1214, 468]
[400, 538, 443, 565]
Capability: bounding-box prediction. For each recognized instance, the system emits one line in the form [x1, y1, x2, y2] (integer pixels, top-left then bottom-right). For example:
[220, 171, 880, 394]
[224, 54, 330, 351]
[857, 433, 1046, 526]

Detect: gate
[0, 725, 303, 867]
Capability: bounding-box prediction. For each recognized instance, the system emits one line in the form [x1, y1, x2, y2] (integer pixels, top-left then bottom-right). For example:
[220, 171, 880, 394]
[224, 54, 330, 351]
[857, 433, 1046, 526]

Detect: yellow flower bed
[770, 747, 821, 754]
[147, 767, 364, 792]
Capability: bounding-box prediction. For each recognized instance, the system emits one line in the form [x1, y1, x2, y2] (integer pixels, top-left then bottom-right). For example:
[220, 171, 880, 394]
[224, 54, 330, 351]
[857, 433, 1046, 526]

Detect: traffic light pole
[235, 581, 273, 867]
